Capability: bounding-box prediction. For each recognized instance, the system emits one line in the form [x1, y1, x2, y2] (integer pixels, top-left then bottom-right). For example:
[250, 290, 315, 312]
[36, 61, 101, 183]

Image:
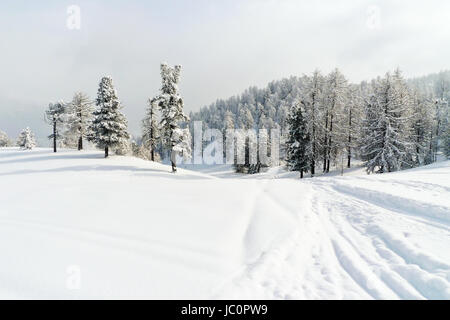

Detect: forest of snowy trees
[1, 67, 449, 176]
[190, 69, 450, 176]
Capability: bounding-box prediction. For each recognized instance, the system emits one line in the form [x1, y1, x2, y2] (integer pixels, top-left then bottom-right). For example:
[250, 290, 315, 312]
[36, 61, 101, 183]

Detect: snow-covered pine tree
[235, 104, 257, 173]
[151, 63, 189, 172]
[393, 68, 415, 169]
[17, 127, 36, 150]
[361, 71, 414, 173]
[0, 130, 11, 147]
[223, 110, 235, 160]
[444, 123, 450, 159]
[256, 111, 273, 171]
[286, 101, 310, 178]
[45, 101, 65, 153]
[410, 89, 435, 165]
[322, 68, 348, 172]
[88, 76, 130, 158]
[142, 99, 160, 161]
[432, 75, 449, 161]
[302, 70, 324, 176]
[66, 92, 94, 150]
[343, 84, 363, 168]
[238, 104, 255, 129]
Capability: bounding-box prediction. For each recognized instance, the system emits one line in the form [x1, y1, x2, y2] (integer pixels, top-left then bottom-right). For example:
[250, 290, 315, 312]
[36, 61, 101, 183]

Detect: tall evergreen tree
[323, 68, 348, 172]
[17, 127, 36, 150]
[235, 104, 257, 173]
[302, 70, 324, 176]
[444, 124, 450, 159]
[410, 90, 434, 165]
[223, 110, 235, 161]
[0, 130, 11, 147]
[361, 71, 413, 173]
[142, 99, 159, 161]
[151, 63, 189, 172]
[344, 84, 363, 168]
[66, 92, 94, 150]
[45, 101, 65, 152]
[286, 102, 309, 178]
[88, 76, 130, 158]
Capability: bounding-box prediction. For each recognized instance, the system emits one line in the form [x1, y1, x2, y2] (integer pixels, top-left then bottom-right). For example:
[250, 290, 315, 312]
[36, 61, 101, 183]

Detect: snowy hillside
[0, 148, 449, 299]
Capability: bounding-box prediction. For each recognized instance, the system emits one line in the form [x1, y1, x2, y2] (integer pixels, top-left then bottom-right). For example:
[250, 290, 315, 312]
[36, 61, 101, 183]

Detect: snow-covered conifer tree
[286, 101, 309, 178]
[223, 110, 235, 160]
[66, 92, 94, 150]
[322, 68, 348, 172]
[302, 70, 324, 176]
[444, 124, 450, 159]
[45, 101, 65, 152]
[238, 104, 254, 129]
[361, 71, 414, 173]
[88, 76, 130, 158]
[142, 99, 160, 161]
[343, 84, 363, 168]
[410, 90, 435, 165]
[0, 130, 11, 147]
[151, 63, 189, 172]
[17, 127, 36, 150]
[432, 75, 449, 160]
[235, 104, 258, 173]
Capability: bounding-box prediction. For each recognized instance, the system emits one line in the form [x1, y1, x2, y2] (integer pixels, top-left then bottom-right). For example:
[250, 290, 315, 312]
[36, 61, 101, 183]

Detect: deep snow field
[0, 148, 449, 299]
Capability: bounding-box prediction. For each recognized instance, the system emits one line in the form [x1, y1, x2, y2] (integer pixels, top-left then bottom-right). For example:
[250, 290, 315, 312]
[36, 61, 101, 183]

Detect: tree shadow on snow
[0, 164, 212, 180]
[0, 152, 104, 164]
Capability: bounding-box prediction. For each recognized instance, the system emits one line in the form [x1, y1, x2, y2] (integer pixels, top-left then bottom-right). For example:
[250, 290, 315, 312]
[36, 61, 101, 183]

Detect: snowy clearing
[0, 148, 449, 299]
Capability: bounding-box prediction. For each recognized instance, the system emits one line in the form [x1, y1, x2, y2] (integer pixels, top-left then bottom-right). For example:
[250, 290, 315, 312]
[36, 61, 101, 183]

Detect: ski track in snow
[0, 148, 449, 299]
[214, 173, 450, 300]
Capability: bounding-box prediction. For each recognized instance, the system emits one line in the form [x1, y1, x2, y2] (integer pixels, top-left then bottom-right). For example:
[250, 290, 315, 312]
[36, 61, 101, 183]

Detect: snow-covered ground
[0, 148, 449, 299]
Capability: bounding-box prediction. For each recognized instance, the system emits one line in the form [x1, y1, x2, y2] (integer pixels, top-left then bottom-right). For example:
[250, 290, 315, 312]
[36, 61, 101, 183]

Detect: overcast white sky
[1, 0, 450, 141]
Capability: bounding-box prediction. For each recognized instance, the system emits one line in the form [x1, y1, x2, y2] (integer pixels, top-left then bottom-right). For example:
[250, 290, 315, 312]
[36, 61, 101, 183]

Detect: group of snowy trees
[42, 78, 130, 157]
[286, 68, 359, 177]
[39, 63, 190, 172]
[191, 69, 449, 176]
[286, 68, 449, 177]
[0, 128, 37, 149]
[1, 63, 191, 174]
[2, 66, 449, 176]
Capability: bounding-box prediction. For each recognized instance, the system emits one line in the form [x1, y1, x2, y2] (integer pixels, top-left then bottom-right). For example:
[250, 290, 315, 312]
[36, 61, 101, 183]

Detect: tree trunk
[326, 115, 333, 173]
[347, 109, 352, 168]
[323, 110, 328, 172]
[150, 122, 155, 161]
[105, 146, 109, 158]
[53, 122, 57, 153]
[311, 97, 316, 177]
[300, 169, 303, 179]
[78, 136, 83, 151]
[171, 150, 177, 173]
[311, 128, 315, 175]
